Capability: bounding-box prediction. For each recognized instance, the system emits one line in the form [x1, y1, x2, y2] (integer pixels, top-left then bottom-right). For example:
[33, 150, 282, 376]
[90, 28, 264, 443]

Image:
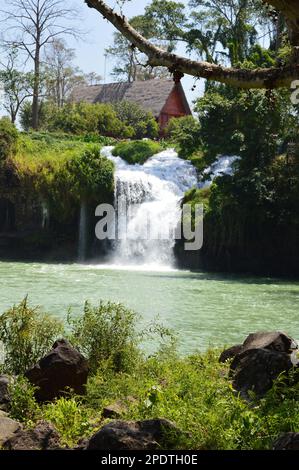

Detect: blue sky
[0, 0, 204, 118]
[70, 0, 204, 109]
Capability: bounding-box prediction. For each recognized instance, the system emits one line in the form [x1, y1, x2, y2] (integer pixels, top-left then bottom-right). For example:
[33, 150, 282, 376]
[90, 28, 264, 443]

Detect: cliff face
[0, 196, 77, 261]
[174, 229, 299, 277]
[0, 134, 115, 262]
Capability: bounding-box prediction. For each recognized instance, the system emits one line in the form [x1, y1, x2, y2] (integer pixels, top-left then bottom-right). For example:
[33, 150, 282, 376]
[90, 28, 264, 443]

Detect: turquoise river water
[0, 261, 299, 353]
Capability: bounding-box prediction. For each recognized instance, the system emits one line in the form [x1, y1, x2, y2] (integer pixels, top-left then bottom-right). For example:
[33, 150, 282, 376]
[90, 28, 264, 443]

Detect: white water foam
[199, 155, 240, 189]
[101, 146, 198, 267]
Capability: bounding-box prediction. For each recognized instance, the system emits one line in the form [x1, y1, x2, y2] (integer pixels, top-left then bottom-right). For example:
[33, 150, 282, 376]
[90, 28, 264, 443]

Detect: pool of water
[0, 261, 299, 353]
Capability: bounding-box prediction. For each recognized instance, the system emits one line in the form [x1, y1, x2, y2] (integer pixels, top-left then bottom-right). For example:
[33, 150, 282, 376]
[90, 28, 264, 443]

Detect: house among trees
[71, 78, 192, 132]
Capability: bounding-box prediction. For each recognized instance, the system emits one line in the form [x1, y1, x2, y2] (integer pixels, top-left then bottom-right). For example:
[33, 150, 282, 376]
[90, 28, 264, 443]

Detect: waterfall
[41, 201, 49, 229]
[78, 200, 88, 262]
[101, 146, 198, 268]
[199, 155, 240, 189]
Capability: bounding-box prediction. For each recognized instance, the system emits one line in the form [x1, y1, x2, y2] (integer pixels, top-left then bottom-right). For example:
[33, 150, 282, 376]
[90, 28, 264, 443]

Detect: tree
[113, 101, 159, 138]
[1, 0, 80, 129]
[43, 39, 87, 107]
[196, 86, 293, 163]
[0, 47, 33, 123]
[84, 0, 299, 88]
[165, 116, 202, 158]
[84, 72, 102, 85]
[105, 12, 174, 82]
[188, 0, 265, 66]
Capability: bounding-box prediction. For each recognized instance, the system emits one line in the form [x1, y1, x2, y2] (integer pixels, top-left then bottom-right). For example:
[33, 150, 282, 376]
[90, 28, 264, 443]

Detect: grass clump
[112, 140, 162, 164]
[43, 396, 94, 447]
[86, 350, 299, 450]
[8, 376, 40, 424]
[0, 297, 63, 375]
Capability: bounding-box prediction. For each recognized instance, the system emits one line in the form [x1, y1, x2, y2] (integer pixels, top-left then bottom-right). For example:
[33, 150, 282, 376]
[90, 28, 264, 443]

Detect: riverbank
[0, 298, 298, 450]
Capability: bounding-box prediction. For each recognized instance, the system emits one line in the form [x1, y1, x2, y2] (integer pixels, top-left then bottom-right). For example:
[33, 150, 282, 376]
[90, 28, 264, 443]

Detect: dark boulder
[219, 345, 243, 363]
[25, 339, 89, 402]
[219, 331, 297, 363]
[242, 331, 297, 354]
[273, 432, 299, 450]
[0, 415, 21, 445]
[3, 421, 62, 450]
[0, 375, 13, 410]
[230, 348, 293, 398]
[86, 419, 180, 450]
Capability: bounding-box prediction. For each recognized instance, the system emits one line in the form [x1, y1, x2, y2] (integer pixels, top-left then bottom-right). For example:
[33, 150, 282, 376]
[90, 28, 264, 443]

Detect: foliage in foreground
[0, 297, 63, 375]
[112, 140, 162, 164]
[67, 300, 140, 374]
[8, 376, 39, 424]
[7, 347, 299, 450]
[2, 298, 299, 449]
[43, 397, 94, 447]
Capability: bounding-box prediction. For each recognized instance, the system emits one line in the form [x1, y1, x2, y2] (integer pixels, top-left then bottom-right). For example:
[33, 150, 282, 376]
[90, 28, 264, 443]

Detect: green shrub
[0, 117, 18, 161]
[86, 350, 299, 450]
[67, 301, 140, 374]
[183, 187, 211, 211]
[0, 297, 64, 374]
[9, 376, 40, 424]
[195, 85, 293, 164]
[66, 146, 115, 202]
[112, 140, 162, 164]
[1, 297, 299, 449]
[20, 101, 134, 138]
[43, 397, 93, 447]
[113, 101, 159, 139]
[165, 116, 202, 158]
[20, 100, 159, 139]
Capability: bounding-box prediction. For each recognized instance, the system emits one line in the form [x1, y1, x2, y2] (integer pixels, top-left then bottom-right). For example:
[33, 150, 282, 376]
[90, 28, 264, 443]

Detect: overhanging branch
[85, 0, 299, 89]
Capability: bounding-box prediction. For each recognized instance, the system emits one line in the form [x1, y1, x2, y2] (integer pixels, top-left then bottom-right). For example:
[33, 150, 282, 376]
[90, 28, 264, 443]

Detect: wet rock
[3, 420, 62, 450]
[86, 418, 180, 450]
[230, 348, 293, 398]
[273, 432, 299, 450]
[0, 416, 21, 445]
[25, 339, 89, 402]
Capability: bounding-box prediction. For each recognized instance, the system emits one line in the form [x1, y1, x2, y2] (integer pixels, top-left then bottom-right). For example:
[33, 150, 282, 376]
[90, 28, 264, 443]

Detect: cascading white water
[78, 200, 88, 262]
[199, 155, 240, 189]
[101, 146, 198, 268]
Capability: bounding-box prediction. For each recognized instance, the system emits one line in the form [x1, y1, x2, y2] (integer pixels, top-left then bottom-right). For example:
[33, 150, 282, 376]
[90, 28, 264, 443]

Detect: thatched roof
[70, 79, 178, 117]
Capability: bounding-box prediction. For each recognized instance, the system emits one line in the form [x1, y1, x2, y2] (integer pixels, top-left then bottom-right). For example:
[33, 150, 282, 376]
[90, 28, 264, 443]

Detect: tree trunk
[32, 45, 40, 130]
